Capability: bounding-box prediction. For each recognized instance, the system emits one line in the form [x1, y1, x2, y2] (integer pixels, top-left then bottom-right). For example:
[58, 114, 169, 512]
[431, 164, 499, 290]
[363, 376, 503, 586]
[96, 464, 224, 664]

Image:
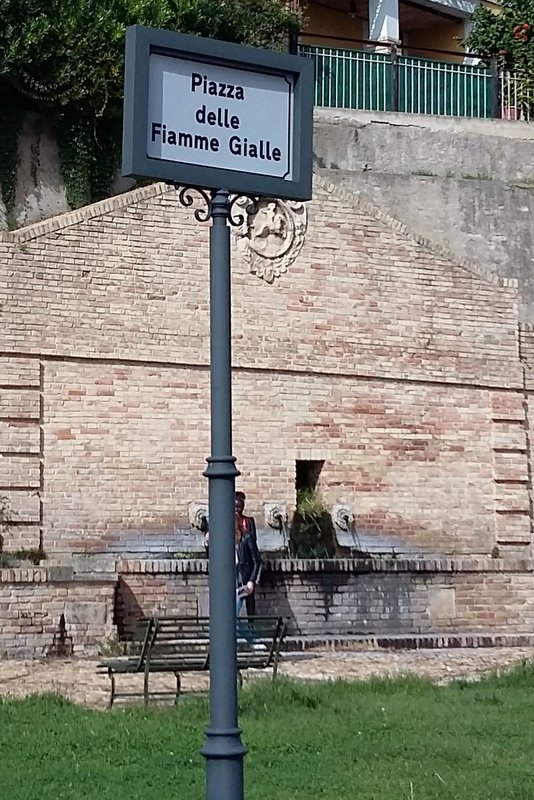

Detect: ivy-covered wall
[0, 113, 135, 230]
[0, 0, 300, 229]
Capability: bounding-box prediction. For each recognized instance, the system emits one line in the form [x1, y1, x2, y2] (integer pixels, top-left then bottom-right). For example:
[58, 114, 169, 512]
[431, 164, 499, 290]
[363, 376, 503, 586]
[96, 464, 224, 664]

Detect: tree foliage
[466, 0, 534, 69]
[0, 0, 300, 110]
[0, 0, 301, 214]
[467, 0, 534, 117]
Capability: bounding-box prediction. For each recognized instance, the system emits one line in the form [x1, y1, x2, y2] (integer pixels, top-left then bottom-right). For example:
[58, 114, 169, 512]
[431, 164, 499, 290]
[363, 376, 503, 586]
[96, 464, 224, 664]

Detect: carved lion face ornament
[233, 197, 308, 283]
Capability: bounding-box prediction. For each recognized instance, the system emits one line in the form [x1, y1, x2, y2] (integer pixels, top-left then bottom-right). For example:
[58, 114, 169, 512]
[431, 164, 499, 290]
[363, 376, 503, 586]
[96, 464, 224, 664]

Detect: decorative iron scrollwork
[177, 186, 213, 223]
[175, 185, 260, 226]
[228, 194, 260, 227]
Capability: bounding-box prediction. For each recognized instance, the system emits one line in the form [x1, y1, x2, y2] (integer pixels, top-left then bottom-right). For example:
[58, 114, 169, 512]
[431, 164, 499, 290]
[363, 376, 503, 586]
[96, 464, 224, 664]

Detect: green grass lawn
[1, 665, 534, 800]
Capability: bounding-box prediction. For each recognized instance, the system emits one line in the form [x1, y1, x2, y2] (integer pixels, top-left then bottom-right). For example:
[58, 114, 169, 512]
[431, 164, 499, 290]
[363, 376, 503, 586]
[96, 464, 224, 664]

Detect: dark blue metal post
[201, 189, 246, 800]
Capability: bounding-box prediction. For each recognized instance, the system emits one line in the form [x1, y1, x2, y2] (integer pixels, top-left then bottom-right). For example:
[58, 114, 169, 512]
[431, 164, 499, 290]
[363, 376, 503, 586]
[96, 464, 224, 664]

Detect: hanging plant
[289, 489, 337, 559]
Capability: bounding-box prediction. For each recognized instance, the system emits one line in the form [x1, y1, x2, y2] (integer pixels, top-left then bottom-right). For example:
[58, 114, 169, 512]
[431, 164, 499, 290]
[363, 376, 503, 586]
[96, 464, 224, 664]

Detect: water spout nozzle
[332, 505, 353, 531]
[189, 503, 209, 531]
[265, 504, 288, 530]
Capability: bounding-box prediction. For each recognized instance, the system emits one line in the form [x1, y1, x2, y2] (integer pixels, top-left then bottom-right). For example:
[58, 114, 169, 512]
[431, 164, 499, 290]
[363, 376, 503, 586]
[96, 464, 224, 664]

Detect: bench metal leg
[237, 671, 243, 689]
[174, 672, 181, 705]
[107, 670, 116, 709]
[143, 667, 150, 707]
[272, 640, 284, 681]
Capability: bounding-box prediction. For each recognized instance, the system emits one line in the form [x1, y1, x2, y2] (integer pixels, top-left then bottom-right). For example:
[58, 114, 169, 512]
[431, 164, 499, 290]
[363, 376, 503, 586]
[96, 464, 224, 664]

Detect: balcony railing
[298, 39, 530, 122]
[500, 71, 532, 121]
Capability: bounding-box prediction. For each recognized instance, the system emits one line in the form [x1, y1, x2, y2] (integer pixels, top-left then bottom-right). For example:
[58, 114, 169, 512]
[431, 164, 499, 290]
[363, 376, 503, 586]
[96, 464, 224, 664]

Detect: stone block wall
[0, 568, 116, 657]
[313, 109, 534, 321]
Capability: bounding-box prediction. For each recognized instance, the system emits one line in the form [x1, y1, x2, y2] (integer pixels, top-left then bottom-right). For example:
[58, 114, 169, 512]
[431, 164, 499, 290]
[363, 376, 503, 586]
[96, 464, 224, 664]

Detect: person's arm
[248, 515, 258, 541]
[246, 532, 262, 587]
[201, 515, 209, 553]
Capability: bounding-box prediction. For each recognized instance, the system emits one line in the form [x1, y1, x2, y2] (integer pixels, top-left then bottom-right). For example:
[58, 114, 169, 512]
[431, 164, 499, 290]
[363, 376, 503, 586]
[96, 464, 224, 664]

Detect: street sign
[123, 26, 314, 200]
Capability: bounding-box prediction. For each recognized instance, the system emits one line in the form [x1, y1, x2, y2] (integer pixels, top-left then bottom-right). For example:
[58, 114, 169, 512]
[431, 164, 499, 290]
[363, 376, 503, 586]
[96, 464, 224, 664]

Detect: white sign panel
[147, 54, 293, 179]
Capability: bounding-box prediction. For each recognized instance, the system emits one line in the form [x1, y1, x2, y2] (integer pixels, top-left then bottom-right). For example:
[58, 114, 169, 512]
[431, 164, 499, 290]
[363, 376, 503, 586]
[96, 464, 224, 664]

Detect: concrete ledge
[313, 107, 534, 141]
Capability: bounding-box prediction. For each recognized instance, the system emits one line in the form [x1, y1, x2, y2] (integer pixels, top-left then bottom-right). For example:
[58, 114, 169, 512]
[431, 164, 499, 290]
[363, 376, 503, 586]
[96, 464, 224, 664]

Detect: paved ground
[0, 647, 533, 709]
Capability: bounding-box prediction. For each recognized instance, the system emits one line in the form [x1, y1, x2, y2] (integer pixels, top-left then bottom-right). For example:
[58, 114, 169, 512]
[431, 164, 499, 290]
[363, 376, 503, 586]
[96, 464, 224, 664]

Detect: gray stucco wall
[314, 109, 534, 321]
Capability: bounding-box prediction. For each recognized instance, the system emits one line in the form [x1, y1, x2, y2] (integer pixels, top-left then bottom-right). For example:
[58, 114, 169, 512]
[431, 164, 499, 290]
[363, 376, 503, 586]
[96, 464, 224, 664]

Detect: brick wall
[42, 365, 499, 554]
[0, 559, 532, 656]
[0, 178, 529, 556]
[117, 558, 534, 639]
[0, 568, 116, 657]
[0, 357, 42, 551]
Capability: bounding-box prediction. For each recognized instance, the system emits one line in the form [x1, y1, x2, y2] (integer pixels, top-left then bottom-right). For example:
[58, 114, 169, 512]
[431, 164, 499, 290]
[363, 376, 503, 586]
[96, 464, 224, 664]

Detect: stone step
[283, 632, 534, 651]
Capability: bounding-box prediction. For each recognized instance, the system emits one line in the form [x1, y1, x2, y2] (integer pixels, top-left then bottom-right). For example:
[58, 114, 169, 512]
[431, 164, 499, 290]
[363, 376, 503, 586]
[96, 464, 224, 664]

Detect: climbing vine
[0, 0, 301, 214]
[91, 114, 123, 203]
[0, 93, 25, 224]
[56, 112, 94, 209]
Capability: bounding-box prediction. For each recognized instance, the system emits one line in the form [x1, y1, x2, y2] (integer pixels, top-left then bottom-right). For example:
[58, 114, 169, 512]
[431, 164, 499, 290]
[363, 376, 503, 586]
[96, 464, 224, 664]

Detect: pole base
[202, 727, 248, 800]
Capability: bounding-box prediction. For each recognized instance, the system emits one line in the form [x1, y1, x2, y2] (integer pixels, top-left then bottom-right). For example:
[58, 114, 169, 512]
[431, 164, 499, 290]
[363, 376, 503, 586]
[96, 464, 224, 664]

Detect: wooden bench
[98, 615, 288, 708]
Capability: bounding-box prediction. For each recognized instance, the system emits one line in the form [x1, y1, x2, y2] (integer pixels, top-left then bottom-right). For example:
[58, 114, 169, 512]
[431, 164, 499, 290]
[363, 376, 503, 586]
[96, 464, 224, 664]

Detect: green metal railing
[299, 44, 495, 119]
[399, 54, 492, 117]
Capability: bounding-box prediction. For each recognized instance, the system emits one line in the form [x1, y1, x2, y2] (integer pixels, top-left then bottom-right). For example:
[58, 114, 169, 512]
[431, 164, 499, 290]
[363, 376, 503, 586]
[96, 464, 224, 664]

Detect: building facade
[298, 0, 485, 58]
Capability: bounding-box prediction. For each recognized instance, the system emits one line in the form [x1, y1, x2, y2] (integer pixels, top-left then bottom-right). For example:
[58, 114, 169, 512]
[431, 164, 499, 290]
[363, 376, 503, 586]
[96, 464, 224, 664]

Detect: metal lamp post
[122, 25, 313, 800]
[177, 186, 260, 800]
[200, 188, 246, 800]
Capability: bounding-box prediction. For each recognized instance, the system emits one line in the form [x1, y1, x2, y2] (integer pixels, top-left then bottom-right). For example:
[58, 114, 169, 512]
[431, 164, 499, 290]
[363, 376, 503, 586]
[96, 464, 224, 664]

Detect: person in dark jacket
[234, 491, 261, 620]
[235, 492, 264, 648]
[202, 491, 263, 645]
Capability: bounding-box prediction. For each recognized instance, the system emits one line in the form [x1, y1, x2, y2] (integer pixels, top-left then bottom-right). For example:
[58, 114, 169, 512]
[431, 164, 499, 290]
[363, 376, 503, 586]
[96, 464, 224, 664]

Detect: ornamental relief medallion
[233, 197, 307, 283]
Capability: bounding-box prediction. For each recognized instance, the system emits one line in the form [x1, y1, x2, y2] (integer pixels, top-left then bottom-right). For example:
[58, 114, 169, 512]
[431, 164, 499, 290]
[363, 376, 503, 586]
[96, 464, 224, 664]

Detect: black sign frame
[122, 25, 314, 200]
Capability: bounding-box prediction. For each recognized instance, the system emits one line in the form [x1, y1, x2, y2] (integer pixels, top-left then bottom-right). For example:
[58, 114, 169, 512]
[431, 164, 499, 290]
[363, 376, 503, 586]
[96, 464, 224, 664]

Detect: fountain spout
[332, 505, 365, 556]
[264, 503, 290, 554]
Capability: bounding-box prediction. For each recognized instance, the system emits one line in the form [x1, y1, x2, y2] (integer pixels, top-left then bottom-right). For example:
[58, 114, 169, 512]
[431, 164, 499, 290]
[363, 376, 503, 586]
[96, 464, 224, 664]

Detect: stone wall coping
[4, 556, 531, 582]
[0, 567, 118, 583]
[0, 183, 168, 243]
[285, 632, 534, 650]
[117, 556, 534, 575]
